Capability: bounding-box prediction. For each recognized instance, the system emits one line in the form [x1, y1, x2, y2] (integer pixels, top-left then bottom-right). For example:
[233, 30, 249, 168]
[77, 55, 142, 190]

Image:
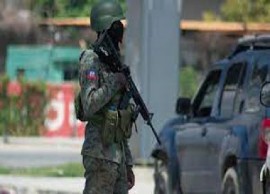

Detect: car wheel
[263, 176, 270, 194]
[154, 159, 170, 194]
[222, 167, 240, 194]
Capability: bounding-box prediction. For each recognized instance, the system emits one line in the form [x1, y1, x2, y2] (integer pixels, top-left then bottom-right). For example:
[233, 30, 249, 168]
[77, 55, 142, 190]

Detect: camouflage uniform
[77, 49, 133, 194]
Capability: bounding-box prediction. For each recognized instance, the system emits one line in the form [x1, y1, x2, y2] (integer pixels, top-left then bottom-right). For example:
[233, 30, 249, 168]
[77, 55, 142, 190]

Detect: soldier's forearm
[82, 83, 120, 118]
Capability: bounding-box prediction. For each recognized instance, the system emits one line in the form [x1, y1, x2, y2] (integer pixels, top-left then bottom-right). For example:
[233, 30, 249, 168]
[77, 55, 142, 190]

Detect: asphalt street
[0, 137, 82, 168]
[0, 144, 81, 168]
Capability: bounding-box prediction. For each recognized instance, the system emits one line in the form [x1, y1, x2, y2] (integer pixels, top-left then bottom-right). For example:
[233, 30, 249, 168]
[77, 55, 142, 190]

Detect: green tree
[179, 66, 199, 98]
[204, 0, 270, 22]
[34, 0, 126, 18]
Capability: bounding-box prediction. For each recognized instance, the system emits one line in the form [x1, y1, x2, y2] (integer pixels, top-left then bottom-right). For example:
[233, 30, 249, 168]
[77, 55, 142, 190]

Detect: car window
[245, 57, 268, 113]
[193, 70, 221, 117]
[219, 63, 246, 118]
[233, 63, 247, 114]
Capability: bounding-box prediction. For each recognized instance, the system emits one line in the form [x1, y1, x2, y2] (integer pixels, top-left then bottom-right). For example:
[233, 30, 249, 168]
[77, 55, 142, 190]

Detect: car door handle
[201, 127, 207, 137]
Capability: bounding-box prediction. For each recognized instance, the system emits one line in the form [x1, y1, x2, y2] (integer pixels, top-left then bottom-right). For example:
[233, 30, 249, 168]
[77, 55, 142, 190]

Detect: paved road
[0, 144, 81, 168]
[0, 138, 82, 168]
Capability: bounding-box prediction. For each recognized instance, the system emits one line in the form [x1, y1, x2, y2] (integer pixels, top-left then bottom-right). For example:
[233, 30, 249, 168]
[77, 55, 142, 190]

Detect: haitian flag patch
[86, 70, 97, 81]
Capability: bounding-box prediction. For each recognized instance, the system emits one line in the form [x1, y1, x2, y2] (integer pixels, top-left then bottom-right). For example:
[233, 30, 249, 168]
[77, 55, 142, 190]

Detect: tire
[265, 178, 270, 194]
[154, 160, 170, 194]
[263, 174, 270, 194]
[222, 167, 240, 194]
[154, 160, 182, 194]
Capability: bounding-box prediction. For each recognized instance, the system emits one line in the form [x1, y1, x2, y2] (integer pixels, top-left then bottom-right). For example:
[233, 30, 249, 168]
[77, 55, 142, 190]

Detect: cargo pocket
[117, 107, 133, 141]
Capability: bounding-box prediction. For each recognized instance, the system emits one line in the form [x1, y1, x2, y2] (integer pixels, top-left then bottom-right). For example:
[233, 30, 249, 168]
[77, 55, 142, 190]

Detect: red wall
[44, 83, 85, 137]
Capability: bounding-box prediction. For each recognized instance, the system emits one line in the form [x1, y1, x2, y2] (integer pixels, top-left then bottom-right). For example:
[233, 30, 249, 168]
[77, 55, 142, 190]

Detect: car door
[177, 67, 223, 194]
[203, 56, 249, 193]
[235, 52, 270, 194]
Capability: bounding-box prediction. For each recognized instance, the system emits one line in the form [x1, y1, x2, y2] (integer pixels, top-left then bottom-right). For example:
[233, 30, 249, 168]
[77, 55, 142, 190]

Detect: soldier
[75, 0, 135, 194]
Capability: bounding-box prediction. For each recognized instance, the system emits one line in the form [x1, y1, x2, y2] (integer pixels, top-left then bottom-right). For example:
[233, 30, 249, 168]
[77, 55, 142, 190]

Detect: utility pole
[126, 0, 182, 161]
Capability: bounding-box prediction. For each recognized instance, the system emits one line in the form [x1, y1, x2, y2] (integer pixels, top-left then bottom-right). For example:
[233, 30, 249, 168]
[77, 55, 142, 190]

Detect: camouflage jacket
[78, 49, 133, 165]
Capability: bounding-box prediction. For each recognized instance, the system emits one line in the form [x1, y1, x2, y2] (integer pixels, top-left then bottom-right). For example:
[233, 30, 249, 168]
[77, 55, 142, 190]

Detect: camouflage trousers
[82, 155, 128, 194]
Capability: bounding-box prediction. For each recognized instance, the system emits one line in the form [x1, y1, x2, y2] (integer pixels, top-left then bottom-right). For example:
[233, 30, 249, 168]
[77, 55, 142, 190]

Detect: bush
[0, 75, 48, 136]
[179, 66, 199, 98]
[0, 75, 10, 135]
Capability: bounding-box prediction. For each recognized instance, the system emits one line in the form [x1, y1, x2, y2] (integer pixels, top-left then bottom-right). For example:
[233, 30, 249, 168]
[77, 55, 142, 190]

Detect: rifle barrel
[148, 122, 162, 145]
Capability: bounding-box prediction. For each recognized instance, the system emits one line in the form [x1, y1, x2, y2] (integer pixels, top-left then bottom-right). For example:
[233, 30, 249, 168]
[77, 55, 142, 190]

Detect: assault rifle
[93, 31, 161, 145]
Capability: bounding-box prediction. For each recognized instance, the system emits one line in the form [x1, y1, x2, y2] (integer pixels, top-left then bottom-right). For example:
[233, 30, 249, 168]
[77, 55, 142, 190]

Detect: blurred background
[0, 0, 270, 193]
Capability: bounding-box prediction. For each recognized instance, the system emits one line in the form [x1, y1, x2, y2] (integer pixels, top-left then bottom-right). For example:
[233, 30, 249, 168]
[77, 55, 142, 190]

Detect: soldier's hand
[126, 166, 135, 190]
[115, 72, 127, 88]
[121, 64, 130, 75]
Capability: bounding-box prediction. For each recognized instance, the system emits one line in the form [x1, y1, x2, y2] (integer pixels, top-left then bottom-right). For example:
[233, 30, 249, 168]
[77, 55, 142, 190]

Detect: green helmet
[90, 0, 124, 32]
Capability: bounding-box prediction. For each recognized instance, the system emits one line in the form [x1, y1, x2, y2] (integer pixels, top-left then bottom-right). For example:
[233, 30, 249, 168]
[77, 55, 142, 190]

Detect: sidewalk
[0, 167, 154, 194]
[0, 176, 83, 194]
[0, 137, 83, 148]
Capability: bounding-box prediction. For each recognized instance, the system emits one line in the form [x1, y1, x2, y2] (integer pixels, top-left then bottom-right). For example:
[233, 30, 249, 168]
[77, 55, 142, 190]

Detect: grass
[0, 163, 84, 177]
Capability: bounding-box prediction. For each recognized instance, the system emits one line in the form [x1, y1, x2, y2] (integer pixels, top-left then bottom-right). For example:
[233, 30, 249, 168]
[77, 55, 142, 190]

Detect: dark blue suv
[152, 35, 270, 194]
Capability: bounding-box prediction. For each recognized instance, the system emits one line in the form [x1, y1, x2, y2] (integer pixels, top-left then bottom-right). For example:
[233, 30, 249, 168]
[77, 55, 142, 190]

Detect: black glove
[121, 64, 130, 75]
[126, 166, 135, 190]
[114, 72, 127, 88]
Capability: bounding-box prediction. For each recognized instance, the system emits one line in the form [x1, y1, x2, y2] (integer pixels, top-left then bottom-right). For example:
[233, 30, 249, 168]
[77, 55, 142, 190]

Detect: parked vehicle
[152, 35, 270, 194]
[260, 82, 270, 194]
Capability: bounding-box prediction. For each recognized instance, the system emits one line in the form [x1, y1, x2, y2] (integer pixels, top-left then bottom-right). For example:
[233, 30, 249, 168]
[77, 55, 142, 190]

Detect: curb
[0, 137, 83, 148]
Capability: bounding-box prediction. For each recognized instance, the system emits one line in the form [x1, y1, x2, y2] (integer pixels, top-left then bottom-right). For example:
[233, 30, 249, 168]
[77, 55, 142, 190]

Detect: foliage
[179, 66, 199, 98]
[203, 0, 270, 22]
[33, 0, 126, 18]
[0, 75, 48, 136]
[0, 163, 84, 177]
[203, 11, 221, 21]
[0, 75, 10, 135]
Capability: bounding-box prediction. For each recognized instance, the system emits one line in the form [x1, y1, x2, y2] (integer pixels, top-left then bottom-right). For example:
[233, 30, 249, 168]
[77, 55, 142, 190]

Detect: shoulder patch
[79, 49, 101, 79]
[85, 69, 98, 81]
